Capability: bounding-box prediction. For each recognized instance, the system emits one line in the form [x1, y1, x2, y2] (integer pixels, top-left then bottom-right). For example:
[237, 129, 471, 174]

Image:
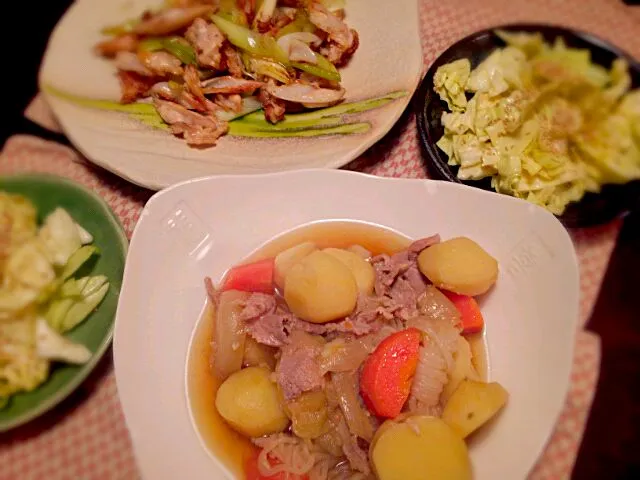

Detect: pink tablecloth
[2, 0, 638, 477]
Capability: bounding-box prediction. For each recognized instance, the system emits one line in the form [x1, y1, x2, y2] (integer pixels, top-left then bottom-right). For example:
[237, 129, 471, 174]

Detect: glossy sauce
[187, 221, 488, 478]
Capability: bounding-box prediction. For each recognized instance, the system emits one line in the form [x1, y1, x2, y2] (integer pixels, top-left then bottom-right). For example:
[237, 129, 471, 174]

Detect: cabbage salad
[434, 30, 640, 214]
[0, 192, 109, 409]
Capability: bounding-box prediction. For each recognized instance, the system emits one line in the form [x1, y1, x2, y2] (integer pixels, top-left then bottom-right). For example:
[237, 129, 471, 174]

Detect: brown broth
[187, 303, 255, 478]
[244, 221, 412, 261]
[468, 332, 488, 381]
[187, 222, 488, 478]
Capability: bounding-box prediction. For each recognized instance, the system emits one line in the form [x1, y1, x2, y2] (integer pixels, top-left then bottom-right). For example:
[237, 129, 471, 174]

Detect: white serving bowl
[115, 169, 579, 479]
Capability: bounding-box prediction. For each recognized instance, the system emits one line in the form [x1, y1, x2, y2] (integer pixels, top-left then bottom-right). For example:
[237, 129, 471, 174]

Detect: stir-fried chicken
[259, 82, 287, 123]
[96, 0, 360, 147]
[139, 51, 184, 76]
[201, 76, 263, 94]
[215, 93, 243, 113]
[133, 6, 214, 36]
[114, 51, 154, 76]
[118, 71, 158, 103]
[155, 99, 228, 146]
[309, 1, 358, 65]
[95, 34, 138, 57]
[186, 18, 226, 70]
[221, 44, 244, 78]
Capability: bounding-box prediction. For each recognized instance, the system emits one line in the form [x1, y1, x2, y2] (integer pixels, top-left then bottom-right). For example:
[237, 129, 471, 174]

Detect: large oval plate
[39, 0, 422, 190]
[115, 169, 578, 479]
[0, 174, 127, 432]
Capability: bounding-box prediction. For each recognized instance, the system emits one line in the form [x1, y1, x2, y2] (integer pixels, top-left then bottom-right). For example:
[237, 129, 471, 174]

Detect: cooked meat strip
[95, 34, 138, 57]
[154, 99, 228, 146]
[118, 71, 158, 103]
[138, 51, 184, 76]
[185, 18, 226, 70]
[133, 6, 214, 36]
[259, 82, 287, 123]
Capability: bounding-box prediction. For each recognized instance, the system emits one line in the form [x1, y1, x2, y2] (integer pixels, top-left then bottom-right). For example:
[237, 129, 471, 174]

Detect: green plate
[0, 174, 127, 431]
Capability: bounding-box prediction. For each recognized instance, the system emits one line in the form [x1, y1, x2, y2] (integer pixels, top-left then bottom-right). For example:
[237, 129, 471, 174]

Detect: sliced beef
[407, 234, 440, 259]
[386, 276, 420, 321]
[372, 235, 440, 295]
[246, 311, 294, 347]
[276, 330, 324, 400]
[239, 293, 276, 321]
[334, 409, 371, 475]
[371, 251, 411, 297]
[402, 263, 428, 294]
[368, 235, 440, 319]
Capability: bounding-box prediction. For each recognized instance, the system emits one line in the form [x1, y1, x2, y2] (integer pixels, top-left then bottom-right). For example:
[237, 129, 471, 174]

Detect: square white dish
[114, 169, 579, 479]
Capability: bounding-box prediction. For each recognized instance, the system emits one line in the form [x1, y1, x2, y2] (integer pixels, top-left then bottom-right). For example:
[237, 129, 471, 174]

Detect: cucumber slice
[60, 277, 90, 298]
[61, 246, 99, 280]
[60, 283, 110, 333]
[44, 298, 75, 332]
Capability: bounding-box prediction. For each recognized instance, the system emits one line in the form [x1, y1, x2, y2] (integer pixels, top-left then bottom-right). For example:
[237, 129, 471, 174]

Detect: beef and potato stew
[189, 223, 507, 480]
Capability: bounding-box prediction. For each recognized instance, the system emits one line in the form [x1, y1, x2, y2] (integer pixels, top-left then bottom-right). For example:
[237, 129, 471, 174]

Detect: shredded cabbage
[38, 208, 84, 266]
[0, 194, 108, 409]
[0, 192, 37, 275]
[434, 31, 640, 214]
[433, 59, 471, 111]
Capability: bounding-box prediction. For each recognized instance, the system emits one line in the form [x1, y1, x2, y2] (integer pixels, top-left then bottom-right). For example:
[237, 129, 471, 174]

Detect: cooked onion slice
[201, 76, 264, 94]
[277, 33, 323, 65]
[266, 82, 345, 107]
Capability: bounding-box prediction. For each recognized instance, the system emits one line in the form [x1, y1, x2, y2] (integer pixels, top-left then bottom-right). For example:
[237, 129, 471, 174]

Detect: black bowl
[415, 24, 640, 228]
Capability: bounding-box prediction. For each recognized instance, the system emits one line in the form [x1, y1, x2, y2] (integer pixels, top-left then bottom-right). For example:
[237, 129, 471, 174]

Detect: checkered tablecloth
[2, 0, 638, 477]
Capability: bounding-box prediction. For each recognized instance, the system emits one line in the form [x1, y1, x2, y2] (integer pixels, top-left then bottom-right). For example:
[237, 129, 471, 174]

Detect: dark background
[2, 1, 640, 479]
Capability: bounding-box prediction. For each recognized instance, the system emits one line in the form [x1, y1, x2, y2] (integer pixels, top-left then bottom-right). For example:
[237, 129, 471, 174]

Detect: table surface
[3, 2, 640, 479]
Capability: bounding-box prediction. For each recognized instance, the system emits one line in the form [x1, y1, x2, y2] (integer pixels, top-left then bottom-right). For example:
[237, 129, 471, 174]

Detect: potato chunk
[371, 415, 472, 480]
[284, 251, 358, 324]
[274, 241, 317, 290]
[323, 247, 375, 295]
[286, 390, 329, 439]
[417, 237, 498, 296]
[215, 367, 289, 437]
[442, 379, 508, 438]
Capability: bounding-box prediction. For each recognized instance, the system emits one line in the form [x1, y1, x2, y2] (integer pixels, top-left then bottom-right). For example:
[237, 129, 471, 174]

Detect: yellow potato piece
[418, 237, 498, 296]
[284, 251, 358, 324]
[242, 337, 277, 370]
[286, 390, 329, 439]
[346, 244, 372, 259]
[215, 366, 289, 437]
[442, 379, 509, 438]
[274, 241, 318, 290]
[323, 247, 375, 295]
[371, 415, 472, 480]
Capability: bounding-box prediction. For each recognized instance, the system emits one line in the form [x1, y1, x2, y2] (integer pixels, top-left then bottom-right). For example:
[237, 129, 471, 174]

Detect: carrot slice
[221, 258, 275, 294]
[442, 290, 485, 335]
[359, 328, 422, 418]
